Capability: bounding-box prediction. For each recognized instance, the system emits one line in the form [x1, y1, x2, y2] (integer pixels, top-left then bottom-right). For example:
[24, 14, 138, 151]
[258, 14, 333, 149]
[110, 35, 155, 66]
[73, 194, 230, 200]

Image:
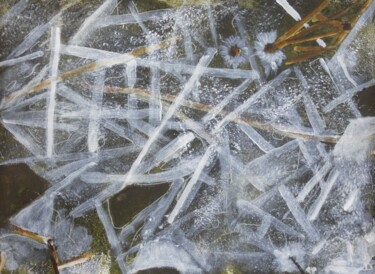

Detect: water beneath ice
[0, 0, 375, 273]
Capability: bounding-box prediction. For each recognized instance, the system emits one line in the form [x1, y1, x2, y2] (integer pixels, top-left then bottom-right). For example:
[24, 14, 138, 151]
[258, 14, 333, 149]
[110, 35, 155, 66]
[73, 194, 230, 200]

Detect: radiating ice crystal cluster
[254, 31, 286, 75]
[0, 0, 375, 273]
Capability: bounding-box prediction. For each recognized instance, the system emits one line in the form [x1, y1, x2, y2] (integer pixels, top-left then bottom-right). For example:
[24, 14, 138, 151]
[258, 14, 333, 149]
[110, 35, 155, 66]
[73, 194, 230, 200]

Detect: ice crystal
[254, 31, 286, 75]
[219, 36, 249, 69]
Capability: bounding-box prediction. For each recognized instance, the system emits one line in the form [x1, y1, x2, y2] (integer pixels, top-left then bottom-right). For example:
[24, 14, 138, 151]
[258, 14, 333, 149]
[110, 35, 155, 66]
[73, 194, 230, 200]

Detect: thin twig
[58, 252, 93, 270]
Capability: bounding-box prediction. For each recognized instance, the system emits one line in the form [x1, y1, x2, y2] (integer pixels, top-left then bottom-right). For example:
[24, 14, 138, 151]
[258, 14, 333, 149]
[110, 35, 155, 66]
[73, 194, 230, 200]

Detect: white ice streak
[134, 5, 162, 127]
[337, 55, 358, 87]
[233, 15, 263, 84]
[297, 161, 333, 202]
[167, 144, 217, 224]
[88, 71, 105, 153]
[205, 4, 218, 47]
[46, 162, 96, 195]
[202, 79, 252, 123]
[237, 199, 301, 237]
[69, 0, 118, 45]
[126, 59, 137, 88]
[150, 132, 195, 166]
[1, 122, 44, 156]
[95, 202, 127, 273]
[103, 120, 147, 146]
[60, 44, 119, 59]
[307, 169, 339, 221]
[243, 140, 299, 191]
[11, 194, 56, 236]
[8, 22, 50, 58]
[142, 179, 184, 238]
[131, 239, 203, 274]
[0, 51, 44, 68]
[119, 50, 215, 191]
[149, 66, 162, 125]
[275, 0, 301, 21]
[3, 117, 77, 131]
[294, 67, 326, 134]
[95, 8, 172, 28]
[59, 45, 258, 80]
[215, 69, 290, 131]
[279, 185, 320, 241]
[324, 78, 375, 113]
[239, 124, 275, 153]
[70, 157, 200, 217]
[81, 159, 197, 185]
[45, 157, 96, 182]
[343, 188, 359, 212]
[46, 26, 61, 158]
[319, 58, 361, 117]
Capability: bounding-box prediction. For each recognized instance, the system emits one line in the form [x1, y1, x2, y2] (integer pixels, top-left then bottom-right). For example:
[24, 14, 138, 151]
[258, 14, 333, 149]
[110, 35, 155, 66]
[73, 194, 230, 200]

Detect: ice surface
[1, 1, 374, 273]
[11, 194, 56, 236]
[167, 144, 217, 224]
[142, 179, 184, 238]
[294, 67, 326, 134]
[202, 79, 252, 123]
[131, 239, 203, 274]
[307, 169, 339, 221]
[238, 124, 275, 153]
[237, 199, 301, 237]
[69, 0, 118, 45]
[0, 0, 28, 28]
[333, 117, 375, 163]
[214, 69, 291, 130]
[0, 51, 44, 68]
[324, 79, 375, 113]
[297, 161, 333, 202]
[279, 185, 320, 242]
[95, 8, 172, 28]
[87, 71, 105, 153]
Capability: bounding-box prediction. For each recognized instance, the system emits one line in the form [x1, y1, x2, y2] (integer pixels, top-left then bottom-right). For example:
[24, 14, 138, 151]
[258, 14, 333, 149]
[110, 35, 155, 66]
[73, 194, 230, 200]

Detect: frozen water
[275, 0, 301, 21]
[0, 0, 374, 273]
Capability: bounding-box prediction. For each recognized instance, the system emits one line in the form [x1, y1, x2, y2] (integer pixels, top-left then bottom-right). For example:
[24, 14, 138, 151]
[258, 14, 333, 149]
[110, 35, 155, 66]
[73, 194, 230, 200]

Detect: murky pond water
[0, 0, 375, 273]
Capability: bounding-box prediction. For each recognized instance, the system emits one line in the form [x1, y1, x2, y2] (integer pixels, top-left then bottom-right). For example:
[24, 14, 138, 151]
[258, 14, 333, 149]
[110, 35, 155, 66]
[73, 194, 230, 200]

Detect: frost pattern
[0, 0, 375, 273]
